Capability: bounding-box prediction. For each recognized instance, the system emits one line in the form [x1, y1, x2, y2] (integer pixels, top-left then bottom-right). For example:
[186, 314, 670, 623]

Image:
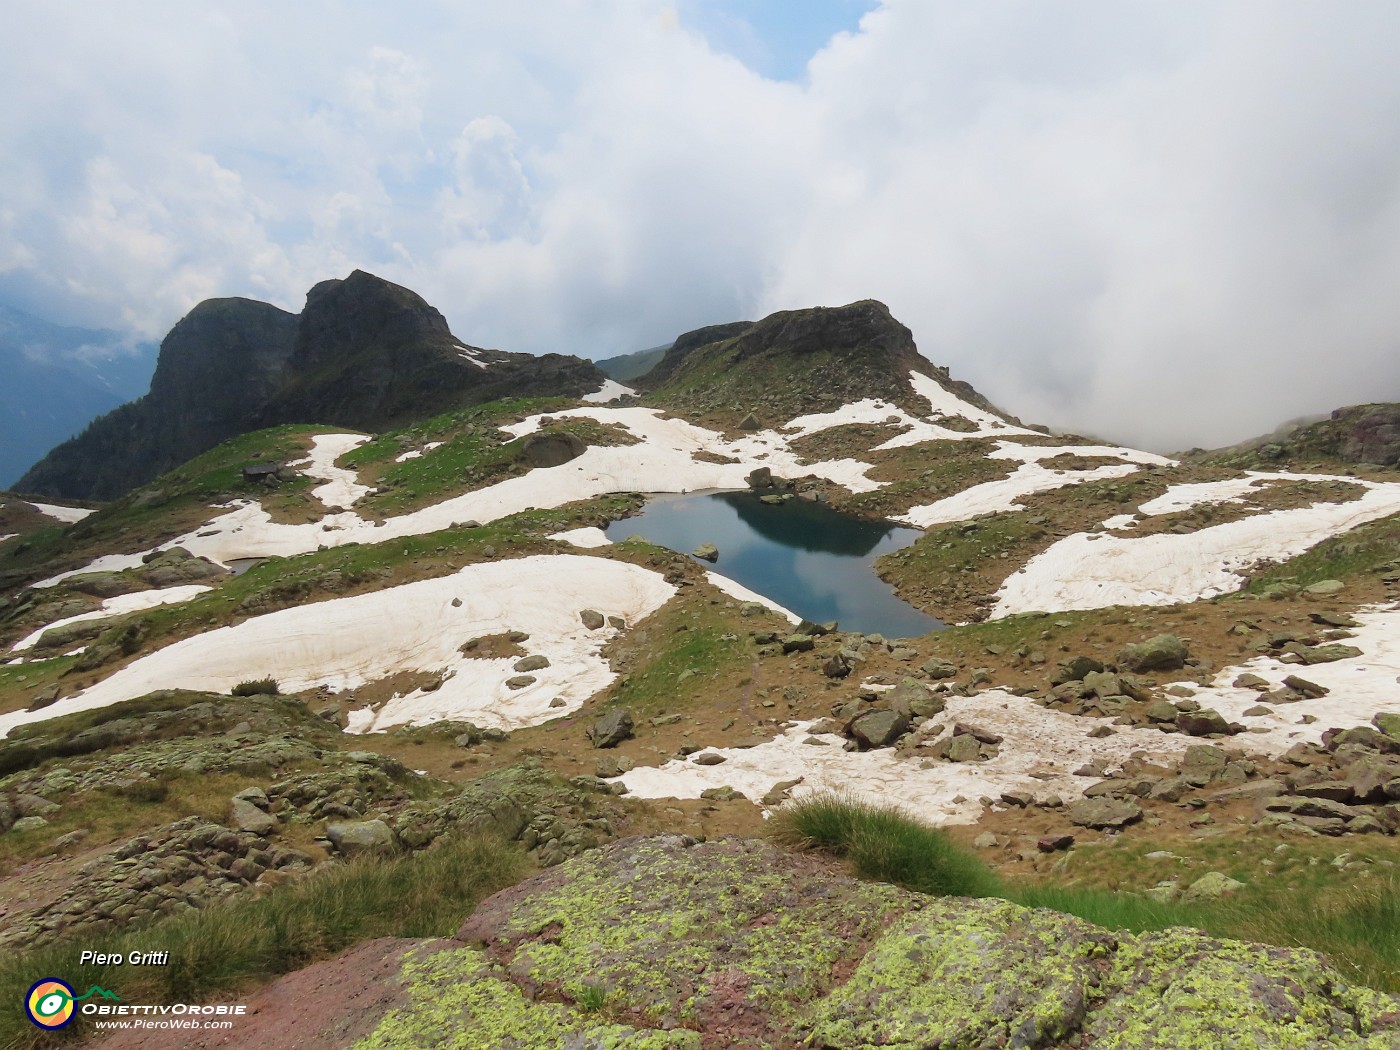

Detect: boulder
[738, 412, 763, 431]
[1183, 871, 1245, 902]
[579, 608, 605, 630]
[1177, 709, 1235, 736]
[1067, 798, 1143, 830]
[587, 709, 634, 749]
[691, 543, 719, 562]
[522, 432, 586, 468]
[230, 798, 278, 837]
[822, 654, 851, 679]
[513, 655, 550, 672]
[1051, 655, 1104, 684]
[1115, 634, 1189, 673]
[325, 819, 398, 856]
[746, 466, 773, 490]
[848, 710, 910, 750]
[921, 658, 958, 680]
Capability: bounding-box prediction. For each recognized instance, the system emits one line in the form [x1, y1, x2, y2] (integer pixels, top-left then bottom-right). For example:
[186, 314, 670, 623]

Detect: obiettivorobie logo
[24, 979, 121, 1029]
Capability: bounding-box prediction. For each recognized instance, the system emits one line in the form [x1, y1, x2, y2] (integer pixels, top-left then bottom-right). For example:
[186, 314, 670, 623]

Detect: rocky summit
[16, 270, 606, 501]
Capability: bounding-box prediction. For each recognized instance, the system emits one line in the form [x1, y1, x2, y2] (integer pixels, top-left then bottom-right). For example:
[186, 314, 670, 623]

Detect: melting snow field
[897, 441, 1168, 528]
[620, 689, 1207, 825]
[1184, 603, 1400, 752]
[620, 603, 1400, 819]
[0, 555, 675, 739]
[993, 476, 1400, 617]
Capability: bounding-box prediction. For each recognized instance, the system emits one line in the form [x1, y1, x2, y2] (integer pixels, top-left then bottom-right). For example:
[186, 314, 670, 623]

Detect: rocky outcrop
[112, 835, 1400, 1050]
[17, 270, 607, 501]
[641, 300, 1014, 424]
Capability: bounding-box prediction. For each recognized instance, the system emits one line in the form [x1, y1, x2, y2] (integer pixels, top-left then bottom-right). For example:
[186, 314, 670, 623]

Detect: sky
[2, 1, 1399, 452]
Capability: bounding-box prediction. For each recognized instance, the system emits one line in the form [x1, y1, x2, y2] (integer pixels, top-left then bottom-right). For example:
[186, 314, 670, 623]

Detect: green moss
[352, 945, 700, 1049]
[799, 898, 1117, 1049]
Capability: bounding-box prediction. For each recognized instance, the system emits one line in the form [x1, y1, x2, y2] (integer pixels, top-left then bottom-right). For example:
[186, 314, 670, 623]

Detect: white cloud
[2, 1, 1399, 448]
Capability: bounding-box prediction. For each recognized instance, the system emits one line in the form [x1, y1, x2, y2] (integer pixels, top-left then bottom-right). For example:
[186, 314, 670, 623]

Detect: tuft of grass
[0, 833, 531, 1049]
[769, 792, 1001, 899]
[231, 677, 279, 697]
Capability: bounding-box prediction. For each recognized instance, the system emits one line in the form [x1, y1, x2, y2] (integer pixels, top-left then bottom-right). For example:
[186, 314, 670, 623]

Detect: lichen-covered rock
[1116, 634, 1189, 673]
[326, 819, 399, 856]
[94, 835, 1400, 1049]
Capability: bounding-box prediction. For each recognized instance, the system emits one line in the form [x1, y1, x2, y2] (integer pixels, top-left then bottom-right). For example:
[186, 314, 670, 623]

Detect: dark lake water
[604, 491, 943, 638]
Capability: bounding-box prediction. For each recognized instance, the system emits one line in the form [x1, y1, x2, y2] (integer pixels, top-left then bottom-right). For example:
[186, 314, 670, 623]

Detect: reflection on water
[604, 491, 942, 638]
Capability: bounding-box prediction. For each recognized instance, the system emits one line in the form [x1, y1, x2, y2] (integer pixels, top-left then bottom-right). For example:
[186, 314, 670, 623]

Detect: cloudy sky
[3, 1, 1399, 451]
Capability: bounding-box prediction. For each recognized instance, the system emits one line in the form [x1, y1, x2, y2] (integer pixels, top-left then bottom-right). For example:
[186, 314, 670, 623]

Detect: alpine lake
[604, 490, 943, 638]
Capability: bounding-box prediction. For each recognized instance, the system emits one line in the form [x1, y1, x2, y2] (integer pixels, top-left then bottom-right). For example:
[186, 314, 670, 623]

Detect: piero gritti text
[79, 950, 170, 966]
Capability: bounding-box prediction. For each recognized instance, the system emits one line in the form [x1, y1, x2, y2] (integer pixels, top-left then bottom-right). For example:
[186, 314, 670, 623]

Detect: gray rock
[505, 675, 537, 690]
[1176, 709, 1235, 736]
[692, 543, 719, 562]
[587, 709, 634, 749]
[1183, 871, 1245, 901]
[781, 634, 815, 653]
[945, 734, 983, 763]
[522, 431, 586, 468]
[325, 819, 398, 856]
[1116, 634, 1189, 673]
[745, 466, 773, 490]
[579, 609, 605, 630]
[1067, 798, 1143, 829]
[1282, 674, 1329, 698]
[848, 710, 910, 750]
[513, 655, 551, 672]
[13, 793, 59, 818]
[692, 752, 727, 766]
[1050, 655, 1105, 684]
[921, 658, 958, 680]
[230, 798, 278, 837]
[9, 815, 50, 833]
[822, 653, 852, 679]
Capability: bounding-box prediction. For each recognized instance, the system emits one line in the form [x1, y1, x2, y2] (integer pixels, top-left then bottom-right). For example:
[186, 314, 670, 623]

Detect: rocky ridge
[15, 271, 607, 501]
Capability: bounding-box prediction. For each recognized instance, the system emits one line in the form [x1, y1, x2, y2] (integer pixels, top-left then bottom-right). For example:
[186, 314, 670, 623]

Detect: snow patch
[294, 433, 372, 510]
[582, 379, 635, 403]
[993, 479, 1400, 616]
[10, 586, 213, 653]
[0, 555, 675, 738]
[1182, 603, 1400, 752]
[704, 570, 801, 624]
[455, 344, 489, 370]
[549, 526, 612, 548]
[620, 689, 1205, 824]
[394, 440, 444, 464]
[28, 502, 94, 524]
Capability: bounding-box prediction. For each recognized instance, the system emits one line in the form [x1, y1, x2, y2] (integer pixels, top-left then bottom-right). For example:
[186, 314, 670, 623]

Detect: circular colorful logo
[26, 978, 76, 1029]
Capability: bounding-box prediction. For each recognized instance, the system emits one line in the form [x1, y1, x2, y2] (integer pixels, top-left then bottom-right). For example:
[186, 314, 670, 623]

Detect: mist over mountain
[0, 305, 156, 488]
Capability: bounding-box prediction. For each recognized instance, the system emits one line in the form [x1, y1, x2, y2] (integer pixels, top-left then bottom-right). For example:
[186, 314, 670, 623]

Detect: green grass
[770, 792, 1001, 898]
[770, 794, 1400, 993]
[0, 426, 325, 588]
[0, 833, 531, 1049]
[1245, 510, 1400, 591]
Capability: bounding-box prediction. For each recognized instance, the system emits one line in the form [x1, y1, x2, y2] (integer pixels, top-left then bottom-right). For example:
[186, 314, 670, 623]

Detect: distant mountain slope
[1188, 403, 1400, 471]
[595, 343, 670, 383]
[0, 306, 156, 488]
[16, 271, 607, 501]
